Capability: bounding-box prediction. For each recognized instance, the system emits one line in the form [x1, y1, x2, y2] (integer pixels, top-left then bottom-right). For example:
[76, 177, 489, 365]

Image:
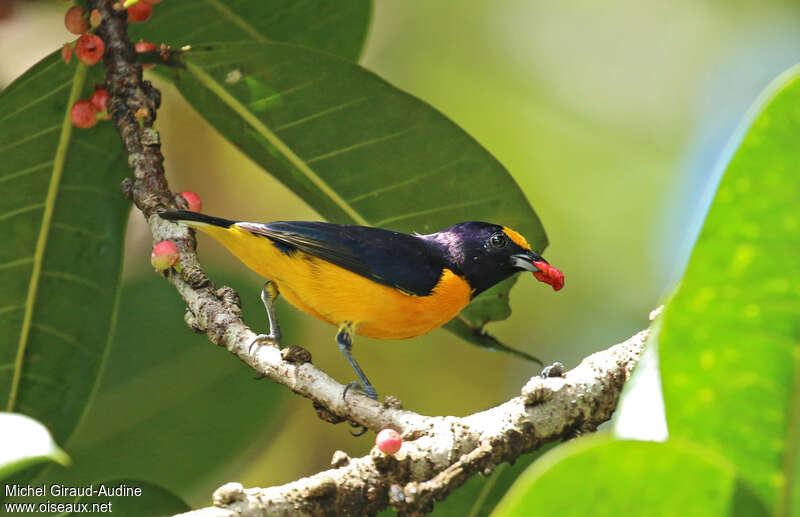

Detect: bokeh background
[2, 0, 799, 509]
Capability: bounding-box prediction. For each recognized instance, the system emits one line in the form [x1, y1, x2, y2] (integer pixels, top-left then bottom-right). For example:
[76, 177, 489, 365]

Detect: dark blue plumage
[159, 211, 546, 298]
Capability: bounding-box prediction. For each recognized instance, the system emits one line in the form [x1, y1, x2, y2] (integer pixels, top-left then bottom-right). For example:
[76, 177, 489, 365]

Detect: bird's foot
[342, 380, 378, 401]
[249, 333, 281, 380]
[249, 333, 281, 356]
[342, 380, 378, 437]
[349, 421, 368, 437]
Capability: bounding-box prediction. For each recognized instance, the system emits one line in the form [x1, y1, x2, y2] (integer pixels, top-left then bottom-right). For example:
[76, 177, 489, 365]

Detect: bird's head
[424, 222, 564, 297]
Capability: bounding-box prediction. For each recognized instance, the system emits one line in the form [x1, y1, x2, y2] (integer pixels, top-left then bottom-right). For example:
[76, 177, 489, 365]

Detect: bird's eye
[489, 232, 507, 249]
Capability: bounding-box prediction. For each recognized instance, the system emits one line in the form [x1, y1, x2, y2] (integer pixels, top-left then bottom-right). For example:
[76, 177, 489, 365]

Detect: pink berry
[75, 33, 104, 65]
[375, 429, 402, 455]
[179, 191, 202, 212]
[64, 5, 89, 34]
[135, 40, 157, 53]
[151, 241, 179, 271]
[135, 40, 158, 69]
[61, 43, 72, 64]
[127, 1, 152, 22]
[70, 100, 98, 129]
[90, 86, 111, 119]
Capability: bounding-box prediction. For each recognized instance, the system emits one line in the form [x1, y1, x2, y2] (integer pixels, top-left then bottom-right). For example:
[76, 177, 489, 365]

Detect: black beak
[510, 251, 546, 272]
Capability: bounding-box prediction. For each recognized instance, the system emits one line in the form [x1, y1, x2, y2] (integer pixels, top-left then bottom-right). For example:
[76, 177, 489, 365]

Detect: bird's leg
[337, 323, 378, 401]
[337, 323, 376, 437]
[249, 280, 282, 356]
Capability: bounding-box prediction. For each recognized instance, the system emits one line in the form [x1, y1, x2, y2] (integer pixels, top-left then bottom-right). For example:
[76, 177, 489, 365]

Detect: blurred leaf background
[2, 0, 800, 511]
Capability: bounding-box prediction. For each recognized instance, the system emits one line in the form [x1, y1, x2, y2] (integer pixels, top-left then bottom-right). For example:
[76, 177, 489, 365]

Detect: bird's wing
[235, 221, 446, 296]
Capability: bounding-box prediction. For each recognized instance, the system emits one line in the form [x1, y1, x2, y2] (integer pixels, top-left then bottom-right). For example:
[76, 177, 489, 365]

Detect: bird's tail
[159, 210, 235, 229]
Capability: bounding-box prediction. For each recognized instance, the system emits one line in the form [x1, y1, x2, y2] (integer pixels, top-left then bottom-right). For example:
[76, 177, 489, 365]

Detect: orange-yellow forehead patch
[502, 227, 531, 250]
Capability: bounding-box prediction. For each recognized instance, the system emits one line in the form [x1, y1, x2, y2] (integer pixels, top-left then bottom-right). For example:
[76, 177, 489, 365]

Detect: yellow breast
[196, 225, 472, 340]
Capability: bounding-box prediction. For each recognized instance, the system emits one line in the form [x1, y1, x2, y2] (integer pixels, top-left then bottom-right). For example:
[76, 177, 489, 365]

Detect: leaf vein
[0, 125, 61, 153]
[41, 270, 103, 292]
[0, 161, 54, 185]
[0, 257, 34, 272]
[305, 127, 418, 165]
[0, 203, 46, 222]
[273, 96, 371, 132]
[32, 323, 90, 356]
[374, 198, 500, 227]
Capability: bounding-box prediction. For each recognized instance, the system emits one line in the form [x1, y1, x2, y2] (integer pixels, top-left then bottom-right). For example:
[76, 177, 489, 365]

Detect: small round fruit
[135, 40, 157, 53]
[89, 8, 102, 28]
[75, 33, 105, 65]
[70, 100, 98, 129]
[90, 87, 111, 118]
[64, 6, 89, 34]
[151, 241, 179, 271]
[179, 191, 202, 212]
[135, 40, 158, 68]
[127, 1, 152, 22]
[375, 429, 402, 455]
[61, 43, 72, 64]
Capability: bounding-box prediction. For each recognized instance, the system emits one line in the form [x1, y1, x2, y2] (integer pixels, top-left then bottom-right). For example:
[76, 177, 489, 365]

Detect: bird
[159, 210, 564, 405]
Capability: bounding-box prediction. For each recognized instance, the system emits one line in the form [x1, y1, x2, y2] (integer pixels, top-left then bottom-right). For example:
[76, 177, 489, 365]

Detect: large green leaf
[164, 41, 549, 351]
[38, 274, 287, 500]
[129, 0, 372, 61]
[0, 54, 129, 446]
[659, 66, 800, 514]
[492, 436, 760, 517]
[419, 445, 552, 517]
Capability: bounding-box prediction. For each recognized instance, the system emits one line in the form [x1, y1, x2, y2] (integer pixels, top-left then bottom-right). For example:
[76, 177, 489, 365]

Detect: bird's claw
[342, 381, 377, 437]
[349, 421, 368, 437]
[342, 381, 378, 401]
[249, 333, 281, 356]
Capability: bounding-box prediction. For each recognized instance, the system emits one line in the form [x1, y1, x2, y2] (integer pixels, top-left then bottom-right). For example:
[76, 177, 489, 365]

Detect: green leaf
[424, 445, 552, 517]
[0, 54, 129, 446]
[38, 273, 286, 498]
[659, 65, 800, 514]
[0, 412, 70, 479]
[68, 479, 190, 516]
[165, 41, 549, 348]
[492, 436, 752, 517]
[441, 287, 543, 363]
[130, 0, 372, 61]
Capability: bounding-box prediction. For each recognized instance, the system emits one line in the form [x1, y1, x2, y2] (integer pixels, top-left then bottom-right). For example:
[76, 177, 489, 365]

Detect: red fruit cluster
[70, 86, 111, 129]
[63, 4, 106, 65]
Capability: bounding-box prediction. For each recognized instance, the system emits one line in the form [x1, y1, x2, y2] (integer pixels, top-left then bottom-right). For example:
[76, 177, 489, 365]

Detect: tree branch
[174, 330, 647, 517]
[91, 0, 398, 433]
[90, 2, 647, 514]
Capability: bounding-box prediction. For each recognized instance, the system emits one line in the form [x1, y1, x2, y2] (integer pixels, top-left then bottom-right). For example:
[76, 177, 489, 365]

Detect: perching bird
[159, 210, 564, 404]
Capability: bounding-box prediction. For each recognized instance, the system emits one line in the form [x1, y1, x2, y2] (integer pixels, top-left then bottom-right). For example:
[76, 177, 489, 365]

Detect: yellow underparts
[191, 223, 472, 340]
